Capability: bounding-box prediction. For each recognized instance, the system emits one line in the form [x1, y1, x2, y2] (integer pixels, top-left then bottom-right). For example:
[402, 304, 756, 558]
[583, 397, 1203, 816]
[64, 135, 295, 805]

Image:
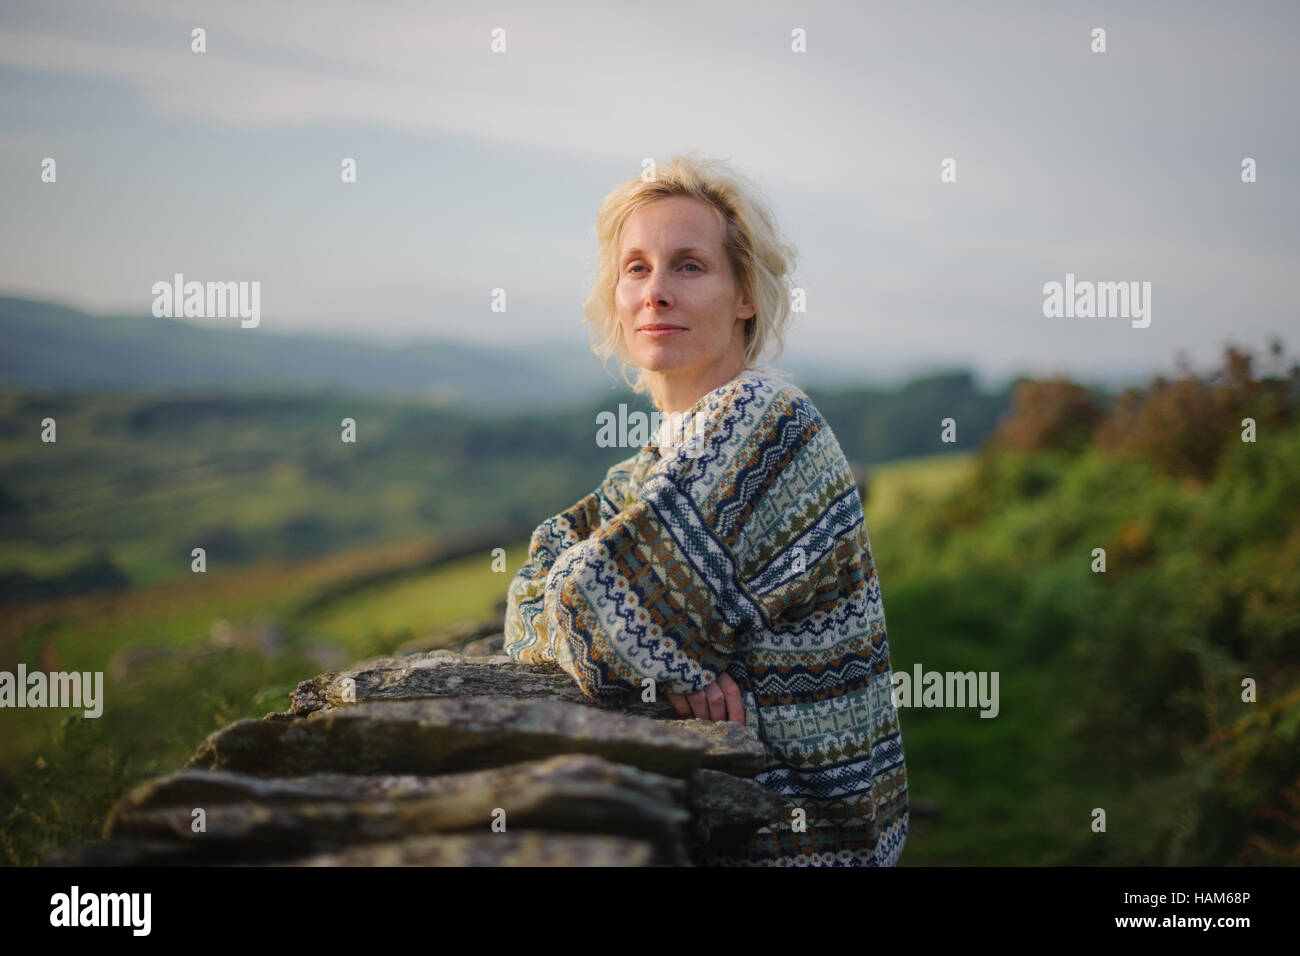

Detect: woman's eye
[627, 262, 701, 273]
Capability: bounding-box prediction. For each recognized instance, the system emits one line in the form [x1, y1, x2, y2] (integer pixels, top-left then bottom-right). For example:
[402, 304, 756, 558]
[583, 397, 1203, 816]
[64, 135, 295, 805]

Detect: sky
[1, 0, 1296, 391]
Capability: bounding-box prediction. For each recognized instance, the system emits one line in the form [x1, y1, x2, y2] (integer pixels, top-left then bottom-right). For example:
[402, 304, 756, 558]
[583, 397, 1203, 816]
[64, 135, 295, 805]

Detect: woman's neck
[649, 357, 748, 417]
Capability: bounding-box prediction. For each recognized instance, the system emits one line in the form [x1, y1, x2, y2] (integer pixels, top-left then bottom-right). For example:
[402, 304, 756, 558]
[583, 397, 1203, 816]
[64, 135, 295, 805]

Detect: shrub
[985, 379, 1104, 454]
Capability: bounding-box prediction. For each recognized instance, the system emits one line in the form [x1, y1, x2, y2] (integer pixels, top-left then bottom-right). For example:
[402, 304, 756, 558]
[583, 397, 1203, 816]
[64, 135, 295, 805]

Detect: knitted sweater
[503, 365, 908, 866]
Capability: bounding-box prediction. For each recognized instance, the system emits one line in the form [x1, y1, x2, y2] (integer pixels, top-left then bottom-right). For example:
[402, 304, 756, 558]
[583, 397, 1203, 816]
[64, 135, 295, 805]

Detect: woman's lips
[639, 326, 686, 338]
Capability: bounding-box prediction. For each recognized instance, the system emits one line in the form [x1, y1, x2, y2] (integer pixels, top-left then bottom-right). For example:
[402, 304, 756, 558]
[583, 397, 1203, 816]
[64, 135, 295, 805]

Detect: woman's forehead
[621, 200, 723, 249]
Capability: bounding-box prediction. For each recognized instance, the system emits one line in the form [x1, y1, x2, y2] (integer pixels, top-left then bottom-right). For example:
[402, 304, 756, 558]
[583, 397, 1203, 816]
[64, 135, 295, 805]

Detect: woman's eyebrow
[622, 246, 710, 259]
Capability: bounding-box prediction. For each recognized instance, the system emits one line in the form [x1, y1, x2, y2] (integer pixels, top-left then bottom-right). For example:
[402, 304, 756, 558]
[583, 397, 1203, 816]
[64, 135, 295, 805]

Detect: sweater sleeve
[503, 456, 636, 666]
[505, 446, 760, 699]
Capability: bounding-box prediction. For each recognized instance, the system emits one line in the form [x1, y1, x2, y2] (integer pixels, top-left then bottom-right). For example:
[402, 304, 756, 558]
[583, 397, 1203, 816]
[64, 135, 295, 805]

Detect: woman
[504, 154, 908, 866]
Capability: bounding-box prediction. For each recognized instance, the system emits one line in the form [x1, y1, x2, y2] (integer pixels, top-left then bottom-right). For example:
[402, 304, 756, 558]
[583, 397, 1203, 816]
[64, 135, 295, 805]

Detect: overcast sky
[1, 0, 1296, 390]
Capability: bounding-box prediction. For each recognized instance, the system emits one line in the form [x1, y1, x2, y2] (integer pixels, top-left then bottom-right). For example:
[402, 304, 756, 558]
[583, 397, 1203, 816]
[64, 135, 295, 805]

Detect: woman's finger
[705, 681, 727, 721]
[718, 673, 745, 724]
[687, 689, 710, 719]
[666, 692, 691, 718]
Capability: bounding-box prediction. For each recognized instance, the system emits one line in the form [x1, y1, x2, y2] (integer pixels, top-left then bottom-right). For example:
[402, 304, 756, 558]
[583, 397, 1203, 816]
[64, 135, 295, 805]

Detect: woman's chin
[640, 359, 695, 374]
[633, 347, 698, 373]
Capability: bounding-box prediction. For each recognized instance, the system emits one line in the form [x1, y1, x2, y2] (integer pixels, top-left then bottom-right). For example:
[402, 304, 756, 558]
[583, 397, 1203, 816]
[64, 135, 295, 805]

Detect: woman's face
[615, 196, 753, 380]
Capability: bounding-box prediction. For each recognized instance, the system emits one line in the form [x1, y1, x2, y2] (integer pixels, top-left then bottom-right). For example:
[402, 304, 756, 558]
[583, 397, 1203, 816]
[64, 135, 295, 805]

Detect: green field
[2, 350, 1297, 867]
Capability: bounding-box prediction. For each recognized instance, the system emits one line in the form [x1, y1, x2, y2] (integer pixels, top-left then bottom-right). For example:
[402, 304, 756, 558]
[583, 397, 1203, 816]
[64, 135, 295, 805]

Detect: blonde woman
[504, 154, 908, 866]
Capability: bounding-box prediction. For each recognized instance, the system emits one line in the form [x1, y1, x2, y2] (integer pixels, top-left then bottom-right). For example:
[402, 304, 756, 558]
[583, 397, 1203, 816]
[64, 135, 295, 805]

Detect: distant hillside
[0, 370, 1013, 601]
[0, 297, 608, 411]
[810, 371, 1010, 464]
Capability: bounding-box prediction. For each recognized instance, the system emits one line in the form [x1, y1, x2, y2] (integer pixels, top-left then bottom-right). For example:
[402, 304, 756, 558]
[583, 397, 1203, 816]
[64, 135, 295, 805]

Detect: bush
[986, 379, 1104, 454]
[1095, 342, 1299, 484]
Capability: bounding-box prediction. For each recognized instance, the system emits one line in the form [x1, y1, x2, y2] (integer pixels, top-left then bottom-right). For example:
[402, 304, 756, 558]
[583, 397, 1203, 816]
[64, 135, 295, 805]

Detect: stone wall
[46, 635, 784, 867]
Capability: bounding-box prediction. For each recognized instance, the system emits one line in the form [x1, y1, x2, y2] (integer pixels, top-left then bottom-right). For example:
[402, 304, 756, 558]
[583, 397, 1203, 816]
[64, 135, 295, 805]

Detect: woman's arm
[503, 454, 641, 665]
[514, 463, 758, 698]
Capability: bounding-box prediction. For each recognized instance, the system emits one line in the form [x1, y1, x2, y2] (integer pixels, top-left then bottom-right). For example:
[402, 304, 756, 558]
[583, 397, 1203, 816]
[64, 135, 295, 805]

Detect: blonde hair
[581, 153, 799, 401]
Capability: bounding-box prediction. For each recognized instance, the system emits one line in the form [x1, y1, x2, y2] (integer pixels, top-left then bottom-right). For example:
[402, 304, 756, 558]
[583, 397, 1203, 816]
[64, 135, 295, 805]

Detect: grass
[863, 450, 978, 530]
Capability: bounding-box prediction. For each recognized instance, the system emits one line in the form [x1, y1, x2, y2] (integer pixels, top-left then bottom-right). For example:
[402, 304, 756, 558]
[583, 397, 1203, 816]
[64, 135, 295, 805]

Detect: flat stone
[290, 648, 678, 721]
[104, 754, 692, 863]
[186, 697, 768, 779]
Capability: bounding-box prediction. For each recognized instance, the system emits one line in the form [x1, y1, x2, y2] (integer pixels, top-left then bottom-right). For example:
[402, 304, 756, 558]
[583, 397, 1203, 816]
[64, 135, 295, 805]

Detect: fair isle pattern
[504, 366, 908, 866]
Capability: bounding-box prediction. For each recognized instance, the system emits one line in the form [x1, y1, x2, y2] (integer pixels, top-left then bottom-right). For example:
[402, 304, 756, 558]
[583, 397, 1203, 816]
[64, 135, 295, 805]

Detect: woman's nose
[644, 280, 671, 309]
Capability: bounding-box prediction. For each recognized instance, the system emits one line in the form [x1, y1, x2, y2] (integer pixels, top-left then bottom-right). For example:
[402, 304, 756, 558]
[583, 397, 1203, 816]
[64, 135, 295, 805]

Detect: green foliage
[873, 344, 1300, 864]
[0, 648, 311, 865]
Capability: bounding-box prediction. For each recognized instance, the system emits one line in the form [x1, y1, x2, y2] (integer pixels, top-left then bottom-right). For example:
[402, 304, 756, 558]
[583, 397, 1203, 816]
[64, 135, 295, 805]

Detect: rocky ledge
[44, 636, 785, 867]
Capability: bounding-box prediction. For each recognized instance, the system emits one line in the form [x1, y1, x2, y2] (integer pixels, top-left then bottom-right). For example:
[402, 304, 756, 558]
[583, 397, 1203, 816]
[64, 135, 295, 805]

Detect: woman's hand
[667, 671, 744, 724]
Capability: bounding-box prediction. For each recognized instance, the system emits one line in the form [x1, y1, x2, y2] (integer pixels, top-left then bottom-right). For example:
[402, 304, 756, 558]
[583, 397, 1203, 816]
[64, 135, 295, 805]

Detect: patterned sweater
[503, 365, 909, 866]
